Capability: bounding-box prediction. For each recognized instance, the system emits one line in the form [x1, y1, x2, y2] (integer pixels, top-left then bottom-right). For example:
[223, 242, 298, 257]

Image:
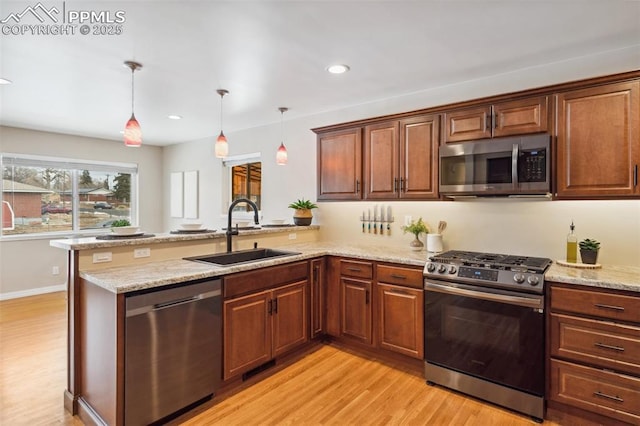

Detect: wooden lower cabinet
[550, 359, 640, 424]
[330, 258, 424, 361]
[224, 280, 308, 380]
[377, 283, 423, 359]
[548, 282, 640, 424]
[310, 258, 325, 339]
[341, 277, 373, 345]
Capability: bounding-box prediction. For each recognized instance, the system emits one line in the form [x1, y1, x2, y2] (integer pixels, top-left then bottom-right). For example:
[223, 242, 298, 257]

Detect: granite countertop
[546, 262, 640, 293]
[80, 242, 429, 294]
[76, 240, 640, 295]
[50, 225, 320, 250]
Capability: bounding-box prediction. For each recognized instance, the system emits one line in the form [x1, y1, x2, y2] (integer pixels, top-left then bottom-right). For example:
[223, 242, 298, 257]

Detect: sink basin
[186, 248, 300, 266]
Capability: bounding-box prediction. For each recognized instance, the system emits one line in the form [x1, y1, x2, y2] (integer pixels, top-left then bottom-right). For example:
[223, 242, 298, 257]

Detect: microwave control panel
[519, 148, 546, 182]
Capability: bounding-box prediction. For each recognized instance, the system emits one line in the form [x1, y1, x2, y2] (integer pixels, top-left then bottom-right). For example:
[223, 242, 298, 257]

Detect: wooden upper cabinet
[364, 121, 399, 199]
[400, 114, 440, 199]
[444, 105, 492, 143]
[444, 96, 548, 143]
[556, 81, 640, 198]
[493, 96, 548, 138]
[363, 114, 440, 200]
[317, 128, 362, 200]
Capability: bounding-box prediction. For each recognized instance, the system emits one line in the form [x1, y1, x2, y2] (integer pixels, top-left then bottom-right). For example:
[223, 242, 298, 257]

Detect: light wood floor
[1, 292, 559, 425]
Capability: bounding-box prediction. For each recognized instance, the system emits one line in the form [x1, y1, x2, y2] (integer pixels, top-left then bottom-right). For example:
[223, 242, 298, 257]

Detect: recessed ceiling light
[168, 115, 182, 120]
[326, 64, 350, 74]
[0, 78, 12, 85]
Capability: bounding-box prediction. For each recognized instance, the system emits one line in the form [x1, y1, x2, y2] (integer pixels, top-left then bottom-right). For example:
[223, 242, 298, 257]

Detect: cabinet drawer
[340, 259, 373, 279]
[550, 285, 640, 323]
[376, 264, 423, 289]
[224, 261, 308, 298]
[550, 313, 640, 375]
[550, 359, 640, 424]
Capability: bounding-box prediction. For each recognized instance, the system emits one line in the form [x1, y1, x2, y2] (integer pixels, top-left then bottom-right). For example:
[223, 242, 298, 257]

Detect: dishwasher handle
[126, 288, 221, 317]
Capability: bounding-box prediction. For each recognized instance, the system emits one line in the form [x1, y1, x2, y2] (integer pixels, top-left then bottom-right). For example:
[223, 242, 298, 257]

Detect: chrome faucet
[226, 198, 260, 252]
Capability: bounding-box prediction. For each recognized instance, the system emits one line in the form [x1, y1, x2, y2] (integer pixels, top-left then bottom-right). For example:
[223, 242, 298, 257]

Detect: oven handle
[424, 281, 544, 310]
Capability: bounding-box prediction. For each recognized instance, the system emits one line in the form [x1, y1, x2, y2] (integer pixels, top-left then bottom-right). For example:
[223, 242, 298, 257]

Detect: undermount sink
[185, 248, 300, 266]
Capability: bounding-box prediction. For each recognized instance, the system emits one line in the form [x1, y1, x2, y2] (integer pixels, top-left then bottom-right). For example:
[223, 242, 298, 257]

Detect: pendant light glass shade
[215, 131, 228, 158]
[123, 61, 142, 147]
[276, 107, 288, 165]
[124, 114, 142, 147]
[276, 142, 288, 165]
[215, 89, 229, 158]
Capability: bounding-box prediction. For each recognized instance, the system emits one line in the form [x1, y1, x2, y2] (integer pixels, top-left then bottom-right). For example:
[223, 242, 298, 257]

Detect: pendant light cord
[131, 67, 135, 114]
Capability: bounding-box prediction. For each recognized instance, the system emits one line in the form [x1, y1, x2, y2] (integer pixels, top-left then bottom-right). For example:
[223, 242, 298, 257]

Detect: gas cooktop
[424, 250, 553, 293]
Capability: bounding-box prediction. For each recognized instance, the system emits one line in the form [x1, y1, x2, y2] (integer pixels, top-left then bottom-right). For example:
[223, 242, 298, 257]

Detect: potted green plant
[579, 238, 600, 264]
[288, 198, 318, 226]
[401, 217, 429, 251]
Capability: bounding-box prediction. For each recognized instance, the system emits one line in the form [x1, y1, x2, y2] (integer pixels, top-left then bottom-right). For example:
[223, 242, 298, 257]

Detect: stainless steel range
[423, 250, 552, 422]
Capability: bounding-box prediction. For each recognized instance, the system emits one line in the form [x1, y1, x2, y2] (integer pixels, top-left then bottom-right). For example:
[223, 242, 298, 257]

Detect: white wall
[163, 47, 640, 266]
[0, 126, 163, 299]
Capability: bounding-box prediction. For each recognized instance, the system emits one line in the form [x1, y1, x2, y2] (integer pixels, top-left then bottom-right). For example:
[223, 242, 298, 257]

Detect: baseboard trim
[0, 284, 66, 301]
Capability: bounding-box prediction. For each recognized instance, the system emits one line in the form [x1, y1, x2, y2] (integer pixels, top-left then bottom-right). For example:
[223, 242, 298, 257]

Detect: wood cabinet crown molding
[312, 70, 640, 134]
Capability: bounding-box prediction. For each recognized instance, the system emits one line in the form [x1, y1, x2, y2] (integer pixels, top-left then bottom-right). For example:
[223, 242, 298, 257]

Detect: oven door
[424, 280, 544, 396]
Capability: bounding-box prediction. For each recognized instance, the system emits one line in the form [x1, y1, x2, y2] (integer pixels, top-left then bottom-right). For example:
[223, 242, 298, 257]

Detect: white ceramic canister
[426, 233, 443, 253]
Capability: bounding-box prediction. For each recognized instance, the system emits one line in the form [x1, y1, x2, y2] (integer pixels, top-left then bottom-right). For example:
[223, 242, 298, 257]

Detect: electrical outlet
[92, 252, 112, 263]
[404, 215, 412, 226]
[134, 248, 151, 258]
[52, 266, 60, 275]
[288, 233, 297, 240]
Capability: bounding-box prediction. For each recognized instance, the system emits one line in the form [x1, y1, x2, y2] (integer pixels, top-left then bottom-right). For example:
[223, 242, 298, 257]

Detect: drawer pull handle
[347, 267, 362, 272]
[390, 274, 407, 280]
[594, 342, 625, 352]
[594, 303, 625, 312]
[593, 391, 624, 403]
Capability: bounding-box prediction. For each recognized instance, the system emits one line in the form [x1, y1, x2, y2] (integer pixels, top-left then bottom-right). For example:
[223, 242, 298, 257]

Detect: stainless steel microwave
[439, 134, 551, 197]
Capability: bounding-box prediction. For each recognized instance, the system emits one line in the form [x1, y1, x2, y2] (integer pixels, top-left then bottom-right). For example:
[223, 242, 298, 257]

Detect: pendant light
[215, 89, 229, 158]
[276, 107, 288, 165]
[123, 61, 143, 147]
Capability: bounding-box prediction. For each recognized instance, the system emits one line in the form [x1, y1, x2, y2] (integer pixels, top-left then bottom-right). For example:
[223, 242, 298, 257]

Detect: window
[223, 153, 262, 212]
[1, 154, 138, 237]
[231, 162, 261, 210]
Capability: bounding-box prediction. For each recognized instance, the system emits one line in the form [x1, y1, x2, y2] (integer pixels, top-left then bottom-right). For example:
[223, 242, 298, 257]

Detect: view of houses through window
[1, 155, 137, 236]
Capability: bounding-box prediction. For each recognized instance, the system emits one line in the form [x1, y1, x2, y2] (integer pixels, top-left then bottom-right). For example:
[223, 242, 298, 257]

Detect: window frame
[1, 153, 138, 240]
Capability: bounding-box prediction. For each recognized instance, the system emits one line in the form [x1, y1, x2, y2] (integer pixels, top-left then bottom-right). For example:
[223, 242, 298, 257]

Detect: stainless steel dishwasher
[125, 279, 222, 425]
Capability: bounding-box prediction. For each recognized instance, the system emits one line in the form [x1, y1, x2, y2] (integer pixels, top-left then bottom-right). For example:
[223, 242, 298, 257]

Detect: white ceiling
[1, 1, 639, 146]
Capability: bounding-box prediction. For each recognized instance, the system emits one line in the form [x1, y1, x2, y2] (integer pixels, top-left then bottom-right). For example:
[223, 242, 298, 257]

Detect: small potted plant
[579, 238, 600, 264]
[288, 198, 318, 226]
[401, 217, 429, 251]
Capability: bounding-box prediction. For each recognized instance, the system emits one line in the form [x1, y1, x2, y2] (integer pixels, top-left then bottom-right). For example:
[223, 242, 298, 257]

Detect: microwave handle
[512, 144, 519, 188]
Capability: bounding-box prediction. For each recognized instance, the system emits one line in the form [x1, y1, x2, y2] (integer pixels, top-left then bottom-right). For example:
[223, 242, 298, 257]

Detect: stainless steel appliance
[423, 250, 552, 422]
[439, 134, 550, 197]
[125, 279, 222, 425]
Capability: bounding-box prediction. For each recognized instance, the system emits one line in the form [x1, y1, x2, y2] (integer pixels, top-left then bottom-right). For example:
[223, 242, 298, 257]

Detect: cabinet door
[444, 105, 492, 143]
[556, 81, 640, 198]
[377, 283, 424, 359]
[317, 128, 363, 200]
[341, 277, 373, 345]
[223, 291, 271, 380]
[364, 121, 399, 199]
[272, 281, 308, 358]
[493, 96, 548, 138]
[310, 258, 325, 339]
[399, 114, 440, 199]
